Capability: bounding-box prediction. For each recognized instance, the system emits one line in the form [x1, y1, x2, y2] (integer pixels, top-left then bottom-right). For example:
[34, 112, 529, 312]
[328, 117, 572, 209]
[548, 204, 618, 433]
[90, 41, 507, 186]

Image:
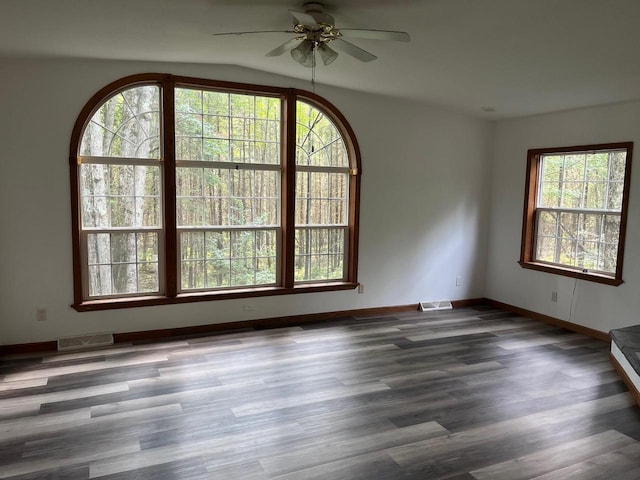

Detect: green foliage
[82, 86, 352, 296]
[536, 149, 627, 274]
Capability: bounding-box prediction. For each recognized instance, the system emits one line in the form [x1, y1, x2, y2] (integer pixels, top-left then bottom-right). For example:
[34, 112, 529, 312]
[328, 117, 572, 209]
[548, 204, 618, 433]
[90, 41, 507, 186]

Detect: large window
[519, 142, 633, 285]
[70, 74, 361, 310]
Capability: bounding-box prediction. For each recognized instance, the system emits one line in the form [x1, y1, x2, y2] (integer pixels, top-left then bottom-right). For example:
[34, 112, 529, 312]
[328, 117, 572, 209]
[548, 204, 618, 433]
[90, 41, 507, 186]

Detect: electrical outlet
[551, 291, 558, 302]
[36, 308, 47, 321]
[456, 276, 462, 287]
[357, 284, 364, 294]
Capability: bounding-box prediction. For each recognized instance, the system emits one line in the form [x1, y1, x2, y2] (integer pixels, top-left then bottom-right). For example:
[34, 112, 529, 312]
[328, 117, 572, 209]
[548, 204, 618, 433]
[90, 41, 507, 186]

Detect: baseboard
[0, 340, 58, 356]
[114, 301, 490, 343]
[485, 298, 609, 342]
[0, 299, 490, 355]
[451, 298, 486, 308]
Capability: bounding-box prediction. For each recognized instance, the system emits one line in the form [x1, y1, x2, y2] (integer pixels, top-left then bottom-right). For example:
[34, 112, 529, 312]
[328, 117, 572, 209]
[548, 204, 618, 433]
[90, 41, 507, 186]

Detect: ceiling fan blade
[212, 30, 296, 36]
[265, 37, 302, 57]
[332, 38, 377, 62]
[288, 9, 318, 26]
[339, 29, 411, 42]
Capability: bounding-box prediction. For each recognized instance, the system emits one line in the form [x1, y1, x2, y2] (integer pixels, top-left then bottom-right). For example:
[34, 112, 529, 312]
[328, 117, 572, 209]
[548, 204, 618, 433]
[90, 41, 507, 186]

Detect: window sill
[518, 261, 622, 286]
[72, 282, 359, 312]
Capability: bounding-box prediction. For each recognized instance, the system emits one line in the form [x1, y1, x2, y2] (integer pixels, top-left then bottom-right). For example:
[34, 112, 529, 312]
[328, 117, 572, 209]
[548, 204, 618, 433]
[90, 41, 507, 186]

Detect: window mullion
[163, 78, 178, 297]
[282, 94, 297, 288]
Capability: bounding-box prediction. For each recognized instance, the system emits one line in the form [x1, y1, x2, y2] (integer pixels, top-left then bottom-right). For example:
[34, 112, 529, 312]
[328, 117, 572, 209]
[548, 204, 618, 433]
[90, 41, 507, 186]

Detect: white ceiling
[3, 0, 640, 118]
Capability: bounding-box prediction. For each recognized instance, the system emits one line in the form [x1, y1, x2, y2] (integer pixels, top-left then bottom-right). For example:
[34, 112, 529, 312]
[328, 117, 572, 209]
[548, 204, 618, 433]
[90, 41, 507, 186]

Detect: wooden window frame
[70, 74, 361, 311]
[519, 142, 633, 286]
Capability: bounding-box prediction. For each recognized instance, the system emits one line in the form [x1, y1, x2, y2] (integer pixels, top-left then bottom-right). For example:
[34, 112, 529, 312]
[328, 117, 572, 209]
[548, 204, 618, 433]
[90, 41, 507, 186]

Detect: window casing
[70, 74, 361, 310]
[519, 142, 633, 285]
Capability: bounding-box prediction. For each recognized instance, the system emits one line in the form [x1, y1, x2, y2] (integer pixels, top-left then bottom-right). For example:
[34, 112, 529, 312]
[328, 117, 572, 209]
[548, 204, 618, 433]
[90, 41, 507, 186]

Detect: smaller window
[519, 142, 633, 286]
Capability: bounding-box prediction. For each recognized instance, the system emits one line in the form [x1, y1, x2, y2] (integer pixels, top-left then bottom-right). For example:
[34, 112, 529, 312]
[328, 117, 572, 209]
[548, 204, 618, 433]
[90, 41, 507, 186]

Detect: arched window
[70, 74, 361, 310]
[295, 101, 350, 282]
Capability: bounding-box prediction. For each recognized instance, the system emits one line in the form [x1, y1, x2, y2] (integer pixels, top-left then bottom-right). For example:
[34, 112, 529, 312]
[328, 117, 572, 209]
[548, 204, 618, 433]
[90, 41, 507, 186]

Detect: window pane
[256, 257, 277, 285]
[540, 149, 628, 214]
[180, 229, 277, 290]
[603, 215, 620, 242]
[231, 230, 254, 258]
[256, 229, 277, 285]
[178, 167, 279, 227]
[80, 164, 161, 229]
[175, 88, 280, 164]
[230, 231, 259, 287]
[204, 138, 229, 162]
[295, 228, 345, 281]
[563, 154, 586, 181]
[535, 236, 557, 263]
[176, 88, 203, 113]
[296, 172, 348, 226]
[203, 91, 229, 116]
[206, 260, 230, 288]
[541, 155, 563, 183]
[87, 232, 159, 297]
[583, 182, 606, 209]
[176, 137, 203, 161]
[576, 241, 600, 270]
[580, 213, 602, 242]
[231, 258, 256, 286]
[539, 181, 561, 208]
[608, 182, 624, 210]
[182, 260, 205, 290]
[586, 152, 609, 181]
[137, 233, 159, 293]
[112, 264, 138, 294]
[110, 232, 136, 264]
[88, 265, 112, 297]
[205, 231, 231, 259]
[559, 212, 578, 239]
[181, 231, 205, 260]
[203, 116, 229, 139]
[138, 262, 159, 293]
[537, 211, 558, 237]
[602, 242, 619, 273]
[296, 101, 348, 167]
[559, 238, 577, 266]
[135, 166, 161, 227]
[560, 182, 583, 208]
[87, 233, 111, 265]
[535, 210, 621, 275]
[609, 151, 627, 182]
[80, 86, 160, 159]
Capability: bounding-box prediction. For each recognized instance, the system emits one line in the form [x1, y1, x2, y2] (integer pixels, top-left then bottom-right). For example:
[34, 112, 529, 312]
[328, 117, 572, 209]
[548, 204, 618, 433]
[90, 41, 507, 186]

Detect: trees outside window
[70, 74, 361, 310]
[519, 142, 633, 285]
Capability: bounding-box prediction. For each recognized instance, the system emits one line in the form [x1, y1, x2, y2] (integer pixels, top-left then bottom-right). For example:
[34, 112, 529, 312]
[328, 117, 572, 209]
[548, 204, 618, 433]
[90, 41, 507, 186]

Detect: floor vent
[57, 333, 114, 351]
[419, 301, 453, 312]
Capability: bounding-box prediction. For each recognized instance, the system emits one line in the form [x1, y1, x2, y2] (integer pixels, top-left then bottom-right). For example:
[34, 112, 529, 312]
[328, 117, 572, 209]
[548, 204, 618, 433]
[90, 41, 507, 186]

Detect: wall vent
[419, 301, 453, 312]
[57, 332, 114, 351]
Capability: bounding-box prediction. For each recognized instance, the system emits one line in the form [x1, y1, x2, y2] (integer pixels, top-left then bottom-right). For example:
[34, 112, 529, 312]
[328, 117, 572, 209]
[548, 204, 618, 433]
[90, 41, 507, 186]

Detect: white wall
[0, 58, 492, 345]
[485, 101, 640, 334]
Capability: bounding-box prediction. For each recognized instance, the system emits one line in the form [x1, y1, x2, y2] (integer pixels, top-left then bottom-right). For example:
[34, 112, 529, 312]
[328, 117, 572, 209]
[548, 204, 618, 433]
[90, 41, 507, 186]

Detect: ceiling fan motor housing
[301, 2, 335, 27]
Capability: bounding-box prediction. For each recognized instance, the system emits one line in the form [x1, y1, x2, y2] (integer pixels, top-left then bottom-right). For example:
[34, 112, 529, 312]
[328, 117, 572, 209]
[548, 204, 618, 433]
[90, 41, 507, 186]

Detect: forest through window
[71, 74, 360, 309]
[519, 142, 632, 285]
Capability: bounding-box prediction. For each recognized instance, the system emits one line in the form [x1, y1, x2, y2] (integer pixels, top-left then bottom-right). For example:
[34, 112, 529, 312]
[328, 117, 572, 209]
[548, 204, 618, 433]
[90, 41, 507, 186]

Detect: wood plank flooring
[1, 305, 640, 479]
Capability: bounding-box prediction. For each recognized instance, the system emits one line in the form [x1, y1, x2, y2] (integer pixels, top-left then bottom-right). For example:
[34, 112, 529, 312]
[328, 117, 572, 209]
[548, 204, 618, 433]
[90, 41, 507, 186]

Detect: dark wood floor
[1, 305, 640, 479]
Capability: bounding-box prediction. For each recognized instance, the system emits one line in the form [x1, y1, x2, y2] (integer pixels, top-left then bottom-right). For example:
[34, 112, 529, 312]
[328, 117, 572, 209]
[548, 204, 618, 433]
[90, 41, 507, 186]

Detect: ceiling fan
[212, 2, 411, 67]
